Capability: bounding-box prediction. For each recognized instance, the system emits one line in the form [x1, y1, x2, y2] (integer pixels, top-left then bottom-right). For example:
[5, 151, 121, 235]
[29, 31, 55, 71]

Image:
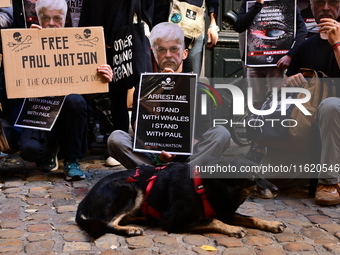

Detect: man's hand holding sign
[1, 0, 113, 182]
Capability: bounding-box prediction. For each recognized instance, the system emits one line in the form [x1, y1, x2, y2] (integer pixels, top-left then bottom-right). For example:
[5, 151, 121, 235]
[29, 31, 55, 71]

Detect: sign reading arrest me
[133, 73, 197, 155]
[1, 27, 108, 99]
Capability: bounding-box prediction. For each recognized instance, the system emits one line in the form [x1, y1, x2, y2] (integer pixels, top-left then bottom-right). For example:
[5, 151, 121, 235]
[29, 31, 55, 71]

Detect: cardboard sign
[133, 73, 197, 155]
[0, 0, 10, 8]
[15, 96, 66, 131]
[245, 0, 296, 67]
[1, 27, 109, 99]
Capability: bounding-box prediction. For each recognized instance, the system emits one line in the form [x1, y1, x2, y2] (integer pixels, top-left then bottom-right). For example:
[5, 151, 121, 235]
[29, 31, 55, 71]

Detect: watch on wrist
[209, 25, 220, 32]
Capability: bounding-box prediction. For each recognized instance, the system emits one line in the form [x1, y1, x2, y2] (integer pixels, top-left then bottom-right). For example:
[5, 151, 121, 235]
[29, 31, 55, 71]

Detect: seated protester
[262, 0, 340, 205]
[107, 22, 231, 169]
[7, 0, 113, 181]
[234, 0, 307, 164]
[152, 0, 220, 75]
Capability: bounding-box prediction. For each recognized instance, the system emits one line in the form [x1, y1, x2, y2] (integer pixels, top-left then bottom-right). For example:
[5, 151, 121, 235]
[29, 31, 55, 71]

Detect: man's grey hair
[35, 0, 68, 26]
[149, 22, 186, 49]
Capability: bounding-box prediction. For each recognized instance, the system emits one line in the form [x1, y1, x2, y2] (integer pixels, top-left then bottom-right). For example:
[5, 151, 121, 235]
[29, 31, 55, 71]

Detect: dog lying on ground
[76, 157, 286, 239]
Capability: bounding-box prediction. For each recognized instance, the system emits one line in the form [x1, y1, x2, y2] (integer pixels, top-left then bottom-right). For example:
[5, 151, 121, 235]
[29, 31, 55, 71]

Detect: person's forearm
[333, 46, 340, 70]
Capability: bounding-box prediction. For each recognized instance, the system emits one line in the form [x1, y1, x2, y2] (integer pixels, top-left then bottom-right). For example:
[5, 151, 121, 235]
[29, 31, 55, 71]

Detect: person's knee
[210, 125, 231, 145]
[319, 97, 340, 113]
[317, 97, 340, 122]
[107, 130, 128, 149]
[64, 94, 87, 113]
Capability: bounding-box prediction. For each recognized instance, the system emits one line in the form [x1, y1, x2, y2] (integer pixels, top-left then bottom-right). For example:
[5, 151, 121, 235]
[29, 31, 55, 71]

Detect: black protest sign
[15, 96, 66, 131]
[133, 73, 197, 155]
[245, 0, 296, 67]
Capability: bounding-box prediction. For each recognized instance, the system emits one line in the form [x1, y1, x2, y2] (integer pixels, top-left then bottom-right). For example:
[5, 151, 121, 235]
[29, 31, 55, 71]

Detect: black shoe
[38, 146, 59, 172]
[246, 145, 264, 164]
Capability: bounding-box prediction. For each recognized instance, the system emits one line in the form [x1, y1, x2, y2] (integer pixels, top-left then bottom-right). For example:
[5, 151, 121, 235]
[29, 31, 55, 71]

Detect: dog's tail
[76, 209, 112, 239]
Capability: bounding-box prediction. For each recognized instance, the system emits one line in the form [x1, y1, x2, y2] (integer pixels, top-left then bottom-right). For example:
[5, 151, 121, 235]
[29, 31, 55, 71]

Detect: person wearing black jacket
[107, 22, 231, 169]
[281, 0, 340, 206]
[8, 0, 113, 181]
[153, 0, 220, 75]
[78, 0, 153, 135]
[234, 0, 307, 163]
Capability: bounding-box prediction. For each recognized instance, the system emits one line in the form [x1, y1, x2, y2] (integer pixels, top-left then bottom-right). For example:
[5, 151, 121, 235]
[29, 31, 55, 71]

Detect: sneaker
[314, 184, 340, 206]
[0, 151, 8, 158]
[39, 147, 59, 172]
[105, 156, 121, 167]
[64, 159, 85, 181]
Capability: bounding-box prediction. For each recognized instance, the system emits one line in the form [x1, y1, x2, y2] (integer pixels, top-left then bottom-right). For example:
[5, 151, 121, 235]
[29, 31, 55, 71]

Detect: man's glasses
[156, 46, 181, 54]
[41, 15, 63, 23]
[313, 0, 340, 6]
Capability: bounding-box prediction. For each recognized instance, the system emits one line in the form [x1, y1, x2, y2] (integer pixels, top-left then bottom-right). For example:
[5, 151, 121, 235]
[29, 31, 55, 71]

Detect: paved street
[1, 142, 340, 254]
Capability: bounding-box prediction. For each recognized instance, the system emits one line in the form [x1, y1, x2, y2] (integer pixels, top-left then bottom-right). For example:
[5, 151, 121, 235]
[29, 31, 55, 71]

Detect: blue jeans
[183, 33, 204, 75]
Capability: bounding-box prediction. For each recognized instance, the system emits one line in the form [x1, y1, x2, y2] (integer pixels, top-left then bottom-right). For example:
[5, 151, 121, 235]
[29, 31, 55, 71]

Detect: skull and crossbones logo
[75, 29, 99, 45]
[8, 32, 32, 51]
[161, 77, 175, 90]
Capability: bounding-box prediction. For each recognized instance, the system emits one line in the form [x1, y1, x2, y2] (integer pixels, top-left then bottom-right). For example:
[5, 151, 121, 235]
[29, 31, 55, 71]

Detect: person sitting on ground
[262, 0, 340, 206]
[234, 0, 307, 164]
[6, 0, 113, 181]
[107, 22, 231, 169]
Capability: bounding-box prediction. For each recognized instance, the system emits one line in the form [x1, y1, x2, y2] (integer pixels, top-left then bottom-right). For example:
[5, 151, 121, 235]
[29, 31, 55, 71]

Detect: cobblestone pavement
[1, 142, 340, 255]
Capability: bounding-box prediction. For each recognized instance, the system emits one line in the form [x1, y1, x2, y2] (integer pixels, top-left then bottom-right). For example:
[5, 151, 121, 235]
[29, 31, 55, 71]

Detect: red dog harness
[193, 170, 215, 218]
[126, 166, 215, 219]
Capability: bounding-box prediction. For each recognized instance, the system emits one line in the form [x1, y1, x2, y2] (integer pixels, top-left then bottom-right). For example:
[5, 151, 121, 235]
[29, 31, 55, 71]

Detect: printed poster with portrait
[133, 73, 197, 155]
[245, 0, 296, 67]
[66, 0, 82, 27]
[22, 0, 39, 28]
[297, 0, 317, 37]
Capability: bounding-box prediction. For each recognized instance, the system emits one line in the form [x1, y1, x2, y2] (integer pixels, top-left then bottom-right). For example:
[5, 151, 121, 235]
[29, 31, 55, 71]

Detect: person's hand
[317, 18, 340, 45]
[30, 24, 42, 29]
[277, 55, 292, 69]
[206, 27, 218, 48]
[97, 64, 113, 83]
[158, 150, 176, 163]
[162, 68, 175, 73]
[256, 0, 264, 4]
[284, 73, 307, 87]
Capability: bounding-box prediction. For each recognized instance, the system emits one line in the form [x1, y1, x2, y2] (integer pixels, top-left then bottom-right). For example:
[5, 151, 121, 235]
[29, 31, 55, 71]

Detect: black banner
[133, 73, 197, 155]
[15, 96, 66, 130]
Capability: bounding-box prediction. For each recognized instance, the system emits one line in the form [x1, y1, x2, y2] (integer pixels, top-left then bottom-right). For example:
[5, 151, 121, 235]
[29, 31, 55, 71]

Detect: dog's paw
[127, 226, 144, 236]
[227, 226, 247, 238]
[266, 221, 286, 233]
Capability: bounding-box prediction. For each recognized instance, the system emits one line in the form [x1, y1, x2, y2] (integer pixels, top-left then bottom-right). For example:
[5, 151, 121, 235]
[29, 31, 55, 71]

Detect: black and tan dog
[76, 157, 286, 239]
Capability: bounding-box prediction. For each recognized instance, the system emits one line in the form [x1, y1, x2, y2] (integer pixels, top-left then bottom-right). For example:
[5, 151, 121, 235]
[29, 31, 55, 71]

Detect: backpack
[168, 0, 205, 49]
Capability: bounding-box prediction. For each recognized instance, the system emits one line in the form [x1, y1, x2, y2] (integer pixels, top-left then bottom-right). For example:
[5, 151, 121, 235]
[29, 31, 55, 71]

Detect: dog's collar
[193, 170, 215, 218]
